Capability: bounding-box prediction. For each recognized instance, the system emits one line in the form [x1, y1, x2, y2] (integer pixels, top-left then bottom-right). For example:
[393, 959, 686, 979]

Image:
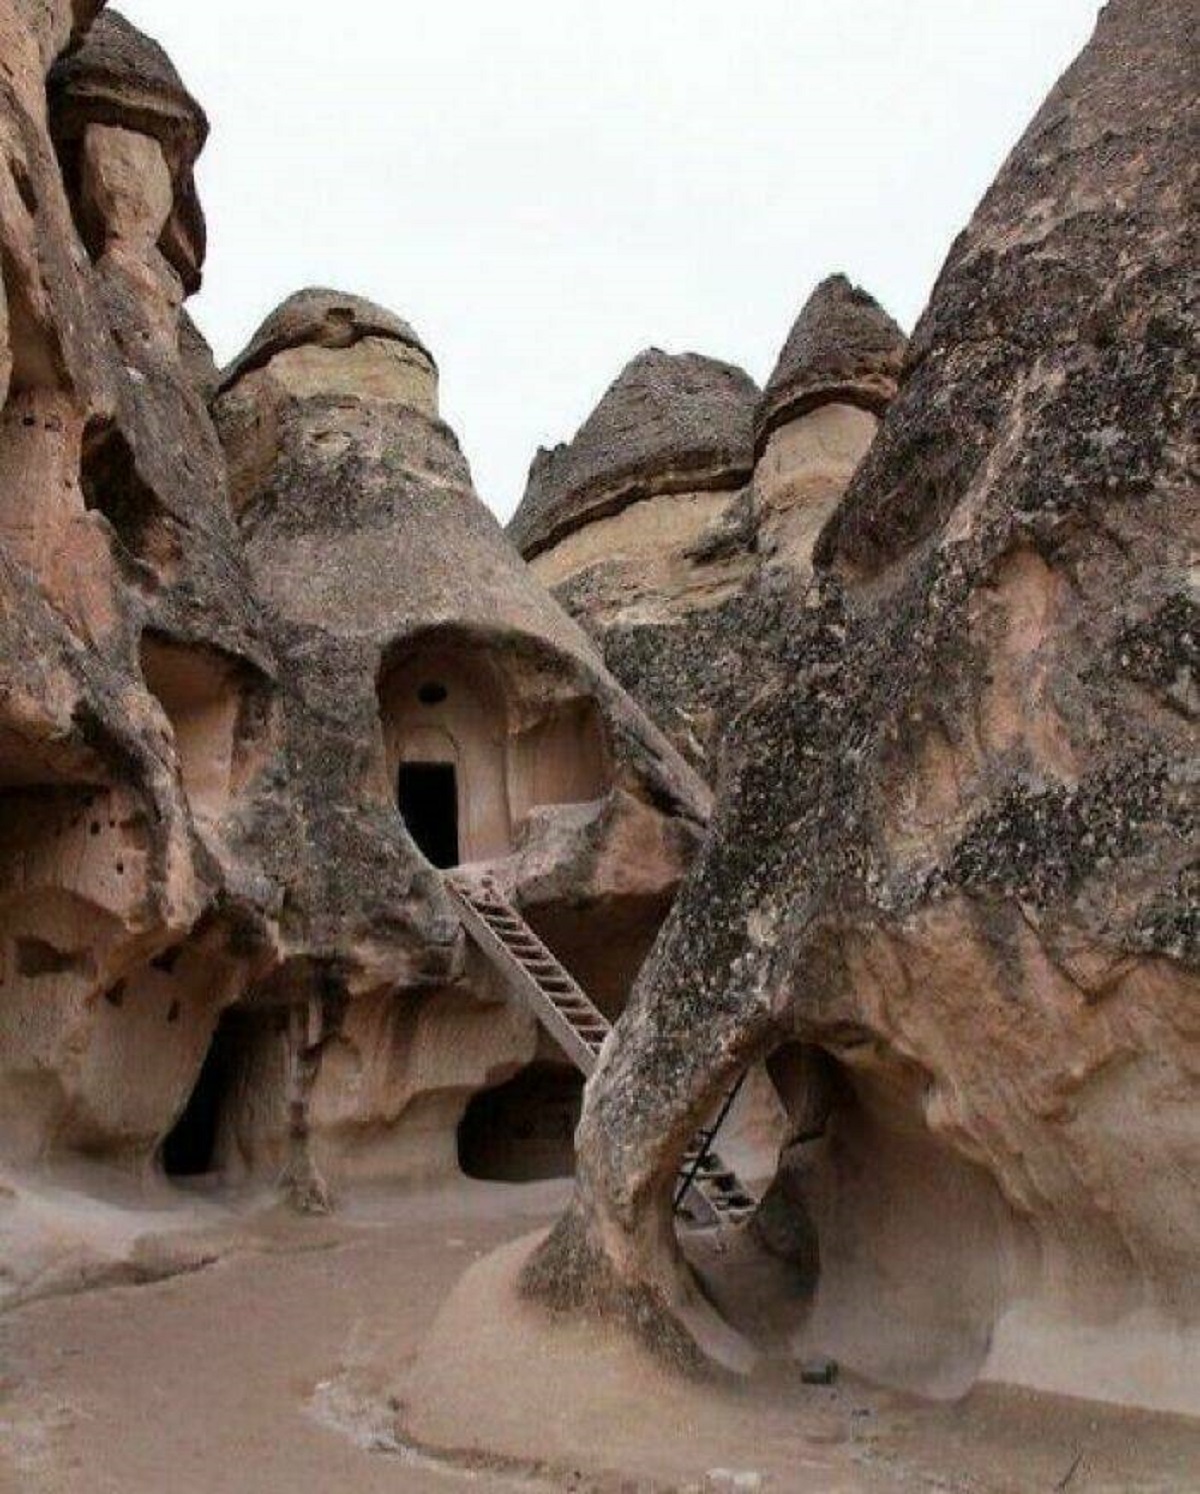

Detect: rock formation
[523, 0, 1199, 1416]
[509, 288, 905, 775]
[209, 286, 710, 1186]
[0, 0, 1194, 1436]
[0, 5, 709, 1272]
[510, 351, 758, 771]
[753, 273, 904, 579]
[0, 3, 269, 1184]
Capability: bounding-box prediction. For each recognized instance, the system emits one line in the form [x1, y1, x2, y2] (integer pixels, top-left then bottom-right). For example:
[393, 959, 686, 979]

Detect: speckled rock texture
[510, 349, 757, 561]
[0, 3, 281, 1189]
[524, 0, 1199, 1416]
[1, 5, 710, 1230]
[512, 287, 902, 776]
[755, 274, 905, 454]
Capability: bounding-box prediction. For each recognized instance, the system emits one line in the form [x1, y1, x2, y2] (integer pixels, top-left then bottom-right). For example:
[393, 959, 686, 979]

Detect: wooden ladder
[445, 870, 757, 1228]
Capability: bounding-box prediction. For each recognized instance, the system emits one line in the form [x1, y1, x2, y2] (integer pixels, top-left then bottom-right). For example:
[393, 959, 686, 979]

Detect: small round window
[417, 681, 448, 706]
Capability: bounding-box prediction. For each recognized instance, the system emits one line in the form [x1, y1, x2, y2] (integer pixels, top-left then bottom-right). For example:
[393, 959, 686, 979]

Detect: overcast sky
[119, 1, 1100, 520]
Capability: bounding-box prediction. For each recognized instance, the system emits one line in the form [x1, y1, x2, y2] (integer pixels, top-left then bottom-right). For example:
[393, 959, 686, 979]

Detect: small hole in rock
[417, 681, 448, 706]
[16, 938, 93, 978]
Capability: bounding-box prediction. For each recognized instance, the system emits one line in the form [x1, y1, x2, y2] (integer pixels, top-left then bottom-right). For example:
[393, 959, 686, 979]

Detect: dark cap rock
[220, 287, 434, 392]
[510, 349, 759, 560]
[49, 9, 208, 291]
[755, 275, 906, 453]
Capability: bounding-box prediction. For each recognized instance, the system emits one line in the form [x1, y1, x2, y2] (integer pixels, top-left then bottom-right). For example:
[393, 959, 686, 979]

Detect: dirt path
[1, 1179, 1196, 1493]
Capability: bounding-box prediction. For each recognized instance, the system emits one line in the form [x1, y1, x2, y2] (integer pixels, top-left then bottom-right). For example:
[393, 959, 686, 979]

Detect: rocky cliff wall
[524, 0, 1199, 1416]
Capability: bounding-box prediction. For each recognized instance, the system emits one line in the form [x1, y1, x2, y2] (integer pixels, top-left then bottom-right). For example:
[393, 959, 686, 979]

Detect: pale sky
[119, 0, 1100, 520]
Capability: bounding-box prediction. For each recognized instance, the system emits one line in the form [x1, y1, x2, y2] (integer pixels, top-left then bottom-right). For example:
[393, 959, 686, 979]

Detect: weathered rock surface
[524, 0, 1199, 1416]
[50, 8, 208, 293]
[752, 277, 905, 582]
[755, 273, 905, 455]
[0, 3, 267, 1184]
[511, 348, 758, 562]
[511, 287, 903, 775]
[209, 286, 710, 1184]
[510, 350, 758, 772]
[1, 5, 709, 1259]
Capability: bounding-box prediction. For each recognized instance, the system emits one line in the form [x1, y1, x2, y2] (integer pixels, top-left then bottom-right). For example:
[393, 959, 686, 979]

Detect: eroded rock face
[508, 352, 756, 773]
[0, 7, 709, 1239]
[207, 288, 711, 1186]
[0, 3, 267, 1180]
[510, 291, 903, 776]
[525, 0, 1199, 1416]
[753, 276, 904, 580]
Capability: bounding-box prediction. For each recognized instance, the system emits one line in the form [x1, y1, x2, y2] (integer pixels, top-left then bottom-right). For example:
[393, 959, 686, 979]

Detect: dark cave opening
[457, 1062, 584, 1182]
[161, 1011, 239, 1178]
[398, 759, 460, 868]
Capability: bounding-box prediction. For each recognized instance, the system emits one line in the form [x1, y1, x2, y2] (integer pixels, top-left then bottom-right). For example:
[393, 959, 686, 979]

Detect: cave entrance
[398, 760, 460, 868]
[162, 1010, 239, 1178]
[457, 1062, 584, 1182]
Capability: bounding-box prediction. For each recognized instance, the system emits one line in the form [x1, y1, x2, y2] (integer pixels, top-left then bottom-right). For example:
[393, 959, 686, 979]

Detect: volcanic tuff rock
[524, 0, 1199, 1416]
[509, 351, 760, 772]
[511, 349, 758, 561]
[49, 8, 208, 293]
[0, 4, 710, 1260]
[511, 285, 905, 775]
[754, 273, 906, 454]
[210, 286, 711, 1177]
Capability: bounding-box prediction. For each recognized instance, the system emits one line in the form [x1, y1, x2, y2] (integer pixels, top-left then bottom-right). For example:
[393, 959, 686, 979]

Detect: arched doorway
[379, 646, 513, 865]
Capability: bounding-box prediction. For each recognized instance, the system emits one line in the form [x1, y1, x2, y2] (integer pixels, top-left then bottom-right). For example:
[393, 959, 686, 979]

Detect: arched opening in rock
[457, 1061, 584, 1182]
[679, 1036, 1019, 1397]
[509, 698, 609, 818]
[139, 634, 249, 824]
[161, 1008, 241, 1178]
[397, 759, 459, 868]
[378, 632, 613, 868]
[79, 419, 180, 579]
[380, 646, 512, 863]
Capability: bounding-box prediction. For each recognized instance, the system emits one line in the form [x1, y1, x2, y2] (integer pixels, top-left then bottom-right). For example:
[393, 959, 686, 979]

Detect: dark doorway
[398, 760, 460, 868]
[162, 1013, 237, 1177]
[458, 1063, 584, 1182]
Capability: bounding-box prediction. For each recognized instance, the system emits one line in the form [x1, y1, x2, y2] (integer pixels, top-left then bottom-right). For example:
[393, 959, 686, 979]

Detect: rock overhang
[218, 287, 437, 395]
[49, 9, 209, 292]
[509, 348, 759, 561]
[754, 274, 907, 457]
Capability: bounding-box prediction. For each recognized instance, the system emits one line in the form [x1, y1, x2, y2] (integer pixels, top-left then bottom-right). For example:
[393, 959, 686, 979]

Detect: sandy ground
[0, 1177, 1196, 1493]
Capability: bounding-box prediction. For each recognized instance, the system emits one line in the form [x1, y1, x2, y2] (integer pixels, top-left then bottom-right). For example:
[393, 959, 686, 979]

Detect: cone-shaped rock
[510, 349, 758, 561]
[524, 0, 1199, 1417]
[755, 274, 905, 454]
[211, 287, 712, 1183]
[506, 349, 760, 773]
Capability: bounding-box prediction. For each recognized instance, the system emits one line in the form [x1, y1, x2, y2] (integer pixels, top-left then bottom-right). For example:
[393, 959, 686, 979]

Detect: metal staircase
[445, 870, 757, 1228]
